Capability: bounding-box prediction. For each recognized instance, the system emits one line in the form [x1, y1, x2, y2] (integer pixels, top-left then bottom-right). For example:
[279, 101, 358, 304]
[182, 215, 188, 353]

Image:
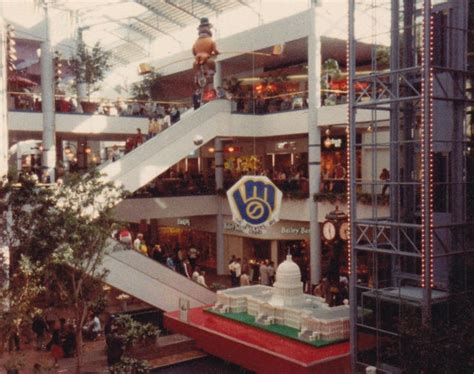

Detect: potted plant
[3, 354, 25, 374]
[130, 68, 162, 101]
[69, 41, 111, 113]
[109, 357, 151, 374]
[141, 323, 160, 345]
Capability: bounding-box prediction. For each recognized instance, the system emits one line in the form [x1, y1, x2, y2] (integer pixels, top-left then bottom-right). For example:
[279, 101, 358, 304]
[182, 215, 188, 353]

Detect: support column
[0, 20, 8, 179]
[76, 27, 86, 113]
[41, 2, 56, 182]
[390, 0, 401, 287]
[308, 0, 322, 286]
[215, 138, 225, 274]
[213, 61, 222, 89]
[270, 240, 278, 266]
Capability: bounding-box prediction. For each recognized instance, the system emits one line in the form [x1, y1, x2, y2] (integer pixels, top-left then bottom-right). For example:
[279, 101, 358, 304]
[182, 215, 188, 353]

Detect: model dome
[270, 255, 303, 306]
[276, 254, 301, 276]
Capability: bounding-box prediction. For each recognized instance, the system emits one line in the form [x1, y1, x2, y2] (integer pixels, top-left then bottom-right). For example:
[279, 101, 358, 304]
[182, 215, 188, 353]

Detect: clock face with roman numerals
[338, 221, 349, 241]
[322, 220, 337, 241]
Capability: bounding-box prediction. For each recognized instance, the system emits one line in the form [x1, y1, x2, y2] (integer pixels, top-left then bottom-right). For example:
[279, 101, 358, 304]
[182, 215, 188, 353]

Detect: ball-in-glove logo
[227, 176, 282, 233]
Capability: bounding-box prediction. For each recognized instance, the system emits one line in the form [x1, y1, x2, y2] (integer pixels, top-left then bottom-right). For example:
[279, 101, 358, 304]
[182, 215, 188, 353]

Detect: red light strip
[420, 6, 435, 289]
[346, 9, 351, 276]
[428, 13, 435, 288]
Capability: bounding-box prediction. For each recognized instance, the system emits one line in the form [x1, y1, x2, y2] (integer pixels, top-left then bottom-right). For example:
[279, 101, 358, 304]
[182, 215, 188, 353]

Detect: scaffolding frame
[348, 0, 473, 372]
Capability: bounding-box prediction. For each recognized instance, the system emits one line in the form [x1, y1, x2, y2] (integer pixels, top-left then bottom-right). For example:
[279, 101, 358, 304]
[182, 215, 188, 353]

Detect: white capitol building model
[212, 255, 350, 342]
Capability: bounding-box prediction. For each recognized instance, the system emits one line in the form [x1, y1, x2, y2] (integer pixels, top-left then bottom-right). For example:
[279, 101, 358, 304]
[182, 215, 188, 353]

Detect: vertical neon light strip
[420, 4, 434, 288]
[420, 3, 426, 288]
[428, 12, 435, 288]
[346, 9, 351, 276]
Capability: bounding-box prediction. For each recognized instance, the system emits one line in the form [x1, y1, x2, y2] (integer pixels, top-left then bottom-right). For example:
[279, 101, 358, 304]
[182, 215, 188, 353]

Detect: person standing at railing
[34, 97, 42, 111]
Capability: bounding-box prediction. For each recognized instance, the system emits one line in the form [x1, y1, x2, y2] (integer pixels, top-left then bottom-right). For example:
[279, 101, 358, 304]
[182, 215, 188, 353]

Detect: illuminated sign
[177, 218, 190, 226]
[227, 176, 282, 234]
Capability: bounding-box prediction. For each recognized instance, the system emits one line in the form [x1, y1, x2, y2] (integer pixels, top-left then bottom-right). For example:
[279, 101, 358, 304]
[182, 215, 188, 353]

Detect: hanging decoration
[227, 176, 282, 235]
[192, 17, 219, 88]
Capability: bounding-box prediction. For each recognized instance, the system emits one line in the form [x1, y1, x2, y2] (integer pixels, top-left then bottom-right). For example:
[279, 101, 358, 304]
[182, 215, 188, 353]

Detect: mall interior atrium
[0, 0, 473, 373]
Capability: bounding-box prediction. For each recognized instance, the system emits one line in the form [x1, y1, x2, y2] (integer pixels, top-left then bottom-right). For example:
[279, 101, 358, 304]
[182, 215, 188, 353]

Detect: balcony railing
[7, 91, 191, 118]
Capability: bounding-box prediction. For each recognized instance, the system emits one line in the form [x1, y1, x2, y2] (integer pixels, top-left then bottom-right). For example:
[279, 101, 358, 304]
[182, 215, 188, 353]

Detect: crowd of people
[8, 92, 191, 118]
[115, 227, 209, 289]
[227, 245, 311, 292]
[8, 312, 79, 368]
[130, 166, 310, 199]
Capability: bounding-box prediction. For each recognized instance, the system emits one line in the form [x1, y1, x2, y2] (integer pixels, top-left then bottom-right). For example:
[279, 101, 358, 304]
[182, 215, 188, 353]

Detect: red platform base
[164, 307, 350, 374]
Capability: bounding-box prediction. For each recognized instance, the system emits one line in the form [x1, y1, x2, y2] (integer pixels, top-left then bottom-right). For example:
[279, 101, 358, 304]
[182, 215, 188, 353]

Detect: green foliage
[112, 314, 159, 347]
[322, 58, 341, 90]
[313, 192, 389, 206]
[0, 256, 44, 352]
[1, 171, 125, 372]
[376, 46, 390, 67]
[109, 357, 151, 374]
[69, 41, 111, 99]
[393, 299, 474, 374]
[89, 294, 108, 316]
[130, 69, 162, 101]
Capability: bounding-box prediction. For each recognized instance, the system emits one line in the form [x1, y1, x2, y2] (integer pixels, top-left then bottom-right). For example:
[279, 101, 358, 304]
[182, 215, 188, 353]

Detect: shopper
[152, 244, 164, 263]
[133, 233, 144, 252]
[240, 272, 250, 286]
[166, 254, 176, 271]
[380, 168, 390, 196]
[62, 324, 76, 358]
[188, 244, 199, 270]
[228, 257, 237, 287]
[32, 312, 49, 350]
[192, 266, 200, 282]
[197, 271, 208, 288]
[134, 128, 145, 147]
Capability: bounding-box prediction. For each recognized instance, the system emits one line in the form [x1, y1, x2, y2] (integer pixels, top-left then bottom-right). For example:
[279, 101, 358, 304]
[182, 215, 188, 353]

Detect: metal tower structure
[348, 0, 474, 372]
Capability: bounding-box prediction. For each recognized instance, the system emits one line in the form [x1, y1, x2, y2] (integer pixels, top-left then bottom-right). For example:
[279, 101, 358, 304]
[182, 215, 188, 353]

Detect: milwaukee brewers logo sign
[227, 176, 282, 234]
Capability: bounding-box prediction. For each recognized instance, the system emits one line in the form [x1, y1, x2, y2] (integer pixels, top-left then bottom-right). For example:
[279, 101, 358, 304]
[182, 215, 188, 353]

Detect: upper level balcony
[8, 93, 385, 143]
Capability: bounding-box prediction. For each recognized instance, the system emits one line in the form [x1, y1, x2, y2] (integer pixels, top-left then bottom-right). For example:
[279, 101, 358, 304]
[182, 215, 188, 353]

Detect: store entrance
[244, 238, 270, 261]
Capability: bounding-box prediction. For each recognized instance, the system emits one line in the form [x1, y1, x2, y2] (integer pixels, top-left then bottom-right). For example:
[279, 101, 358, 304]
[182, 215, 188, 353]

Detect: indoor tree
[130, 68, 162, 101]
[69, 41, 111, 111]
[1, 172, 126, 374]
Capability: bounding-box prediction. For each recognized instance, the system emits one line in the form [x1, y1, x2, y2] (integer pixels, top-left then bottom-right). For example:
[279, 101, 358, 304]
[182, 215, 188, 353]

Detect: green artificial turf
[204, 308, 346, 348]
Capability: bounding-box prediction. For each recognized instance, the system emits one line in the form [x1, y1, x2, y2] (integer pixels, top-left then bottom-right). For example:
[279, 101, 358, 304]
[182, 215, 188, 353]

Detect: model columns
[0, 19, 8, 179]
[308, 0, 322, 286]
[215, 138, 225, 274]
[41, 1, 56, 182]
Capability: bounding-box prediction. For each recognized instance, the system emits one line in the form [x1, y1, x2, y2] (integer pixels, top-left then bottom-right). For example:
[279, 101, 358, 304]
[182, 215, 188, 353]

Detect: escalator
[102, 243, 216, 312]
[100, 100, 231, 193]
